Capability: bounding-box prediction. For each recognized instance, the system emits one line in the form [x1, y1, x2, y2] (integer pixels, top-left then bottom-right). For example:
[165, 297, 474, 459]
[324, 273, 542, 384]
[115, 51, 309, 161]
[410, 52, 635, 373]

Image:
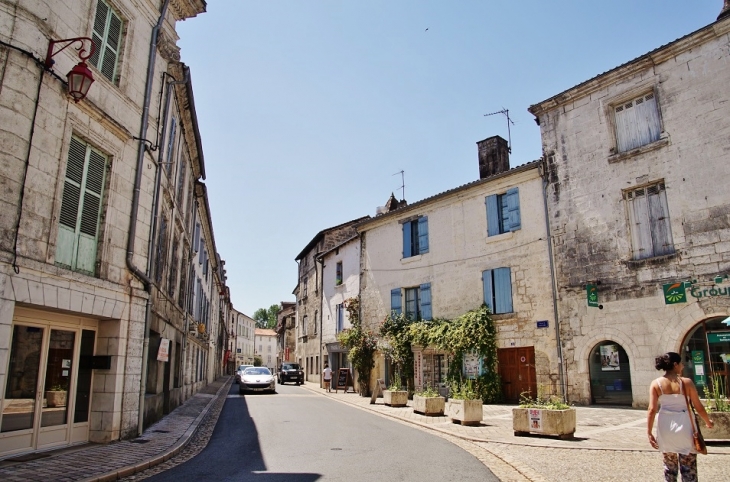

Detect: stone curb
[80, 378, 233, 482]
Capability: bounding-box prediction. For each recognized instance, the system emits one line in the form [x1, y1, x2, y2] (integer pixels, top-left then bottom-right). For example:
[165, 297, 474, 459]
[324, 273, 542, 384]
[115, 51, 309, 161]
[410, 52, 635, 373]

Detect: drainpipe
[317, 256, 325, 388]
[126, 0, 171, 437]
[539, 157, 567, 402]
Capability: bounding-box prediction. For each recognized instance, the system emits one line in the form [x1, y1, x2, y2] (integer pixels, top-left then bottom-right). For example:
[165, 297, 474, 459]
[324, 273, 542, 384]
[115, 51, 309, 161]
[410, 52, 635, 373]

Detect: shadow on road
[147, 384, 320, 481]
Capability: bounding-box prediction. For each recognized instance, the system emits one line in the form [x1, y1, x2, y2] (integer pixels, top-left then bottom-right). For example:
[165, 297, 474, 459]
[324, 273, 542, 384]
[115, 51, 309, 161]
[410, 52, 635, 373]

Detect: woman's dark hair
[655, 352, 682, 371]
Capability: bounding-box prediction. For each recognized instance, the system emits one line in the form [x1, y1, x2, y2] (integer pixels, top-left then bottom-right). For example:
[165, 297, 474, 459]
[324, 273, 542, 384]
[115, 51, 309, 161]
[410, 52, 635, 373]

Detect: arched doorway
[681, 316, 730, 398]
[589, 340, 633, 405]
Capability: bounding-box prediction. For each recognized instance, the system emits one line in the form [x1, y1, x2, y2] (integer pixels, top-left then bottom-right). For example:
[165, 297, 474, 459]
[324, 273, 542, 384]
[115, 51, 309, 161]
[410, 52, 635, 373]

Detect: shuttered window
[56, 137, 107, 275]
[336, 304, 344, 332]
[614, 92, 661, 153]
[402, 216, 429, 258]
[89, 0, 123, 83]
[168, 237, 179, 298]
[390, 288, 402, 315]
[482, 268, 513, 314]
[625, 182, 674, 259]
[486, 188, 521, 236]
[154, 215, 168, 284]
[396, 283, 432, 321]
[166, 118, 176, 176]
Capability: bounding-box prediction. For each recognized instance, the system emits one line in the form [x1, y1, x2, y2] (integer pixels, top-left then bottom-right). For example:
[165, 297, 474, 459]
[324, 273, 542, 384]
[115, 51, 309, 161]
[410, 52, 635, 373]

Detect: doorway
[498, 347, 537, 403]
[588, 341, 632, 405]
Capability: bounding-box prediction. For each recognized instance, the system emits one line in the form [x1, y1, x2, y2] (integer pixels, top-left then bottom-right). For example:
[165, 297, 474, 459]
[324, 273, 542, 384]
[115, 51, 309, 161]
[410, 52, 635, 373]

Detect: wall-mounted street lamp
[44, 37, 96, 102]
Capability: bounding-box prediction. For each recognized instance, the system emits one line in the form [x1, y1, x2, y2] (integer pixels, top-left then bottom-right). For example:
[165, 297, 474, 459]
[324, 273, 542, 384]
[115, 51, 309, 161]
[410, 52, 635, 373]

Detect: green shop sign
[663, 282, 687, 304]
[692, 350, 706, 387]
[586, 284, 599, 308]
[663, 275, 730, 304]
[707, 332, 730, 344]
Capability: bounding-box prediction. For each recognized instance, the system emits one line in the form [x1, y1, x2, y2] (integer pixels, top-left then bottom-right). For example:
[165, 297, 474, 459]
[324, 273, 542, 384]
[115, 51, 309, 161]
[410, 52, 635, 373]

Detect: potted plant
[513, 391, 575, 439]
[383, 378, 408, 407]
[702, 375, 730, 440]
[46, 384, 68, 408]
[413, 386, 446, 416]
[448, 379, 483, 426]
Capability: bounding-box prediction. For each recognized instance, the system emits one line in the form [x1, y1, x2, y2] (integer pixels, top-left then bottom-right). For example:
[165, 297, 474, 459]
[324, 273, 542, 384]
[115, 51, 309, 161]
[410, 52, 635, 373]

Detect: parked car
[239, 367, 276, 394]
[235, 364, 253, 384]
[278, 362, 304, 385]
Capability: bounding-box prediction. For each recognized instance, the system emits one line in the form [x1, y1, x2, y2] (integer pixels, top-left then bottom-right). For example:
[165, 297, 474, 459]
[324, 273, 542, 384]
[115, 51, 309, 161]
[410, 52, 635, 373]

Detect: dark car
[278, 363, 304, 385]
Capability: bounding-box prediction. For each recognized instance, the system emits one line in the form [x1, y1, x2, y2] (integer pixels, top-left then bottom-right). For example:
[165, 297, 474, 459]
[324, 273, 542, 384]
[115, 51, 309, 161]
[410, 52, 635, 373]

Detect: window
[168, 238, 179, 298]
[482, 268, 513, 314]
[486, 188, 521, 236]
[303, 277, 308, 297]
[56, 136, 108, 275]
[314, 310, 318, 334]
[90, 0, 123, 82]
[165, 118, 176, 176]
[335, 261, 343, 285]
[402, 216, 429, 258]
[614, 92, 661, 153]
[154, 215, 168, 284]
[302, 315, 308, 336]
[176, 158, 187, 205]
[625, 182, 674, 259]
[336, 303, 344, 333]
[391, 284, 431, 320]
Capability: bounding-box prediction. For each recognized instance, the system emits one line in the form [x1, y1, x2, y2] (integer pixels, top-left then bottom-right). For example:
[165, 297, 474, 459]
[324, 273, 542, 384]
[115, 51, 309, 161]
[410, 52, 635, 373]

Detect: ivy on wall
[336, 297, 377, 396]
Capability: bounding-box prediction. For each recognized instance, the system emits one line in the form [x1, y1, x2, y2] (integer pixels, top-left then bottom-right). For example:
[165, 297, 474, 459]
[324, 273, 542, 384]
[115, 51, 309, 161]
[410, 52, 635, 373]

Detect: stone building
[294, 218, 368, 384]
[0, 0, 213, 458]
[357, 137, 560, 402]
[275, 301, 296, 368]
[528, 6, 730, 406]
[254, 328, 277, 372]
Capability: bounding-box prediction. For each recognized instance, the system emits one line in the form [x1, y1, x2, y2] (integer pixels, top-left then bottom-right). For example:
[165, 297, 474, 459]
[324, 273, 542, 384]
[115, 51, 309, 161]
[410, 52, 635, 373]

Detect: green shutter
[90, 1, 122, 82]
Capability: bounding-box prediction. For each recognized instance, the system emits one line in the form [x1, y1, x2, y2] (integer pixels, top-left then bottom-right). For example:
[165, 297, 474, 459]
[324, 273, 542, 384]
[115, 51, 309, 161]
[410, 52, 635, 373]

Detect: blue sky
[177, 1, 721, 317]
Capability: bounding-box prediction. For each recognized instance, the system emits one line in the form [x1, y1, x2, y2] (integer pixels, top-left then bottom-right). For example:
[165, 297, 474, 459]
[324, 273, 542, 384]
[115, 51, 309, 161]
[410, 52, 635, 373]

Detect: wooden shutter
[647, 183, 674, 256]
[627, 187, 653, 259]
[486, 195, 500, 236]
[615, 93, 661, 152]
[390, 288, 402, 315]
[90, 1, 122, 82]
[166, 118, 176, 176]
[402, 222, 412, 258]
[482, 270, 494, 312]
[155, 215, 168, 283]
[418, 216, 429, 254]
[505, 187, 521, 232]
[419, 283, 432, 320]
[494, 267, 513, 314]
[176, 158, 186, 203]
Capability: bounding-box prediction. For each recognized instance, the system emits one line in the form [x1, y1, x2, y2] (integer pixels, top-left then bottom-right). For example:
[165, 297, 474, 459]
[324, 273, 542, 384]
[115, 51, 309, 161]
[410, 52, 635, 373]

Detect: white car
[239, 367, 276, 394]
[235, 364, 253, 384]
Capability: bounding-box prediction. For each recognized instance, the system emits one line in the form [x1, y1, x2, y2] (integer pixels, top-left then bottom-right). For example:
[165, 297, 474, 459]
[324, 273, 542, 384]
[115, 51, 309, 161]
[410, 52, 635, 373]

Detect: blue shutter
[482, 270, 493, 312]
[419, 283, 432, 320]
[505, 188, 521, 232]
[391, 288, 402, 315]
[494, 267, 513, 314]
[486, 195, 499, 236]
[418, 216, 429, 254]
[402, 222, 412, 258]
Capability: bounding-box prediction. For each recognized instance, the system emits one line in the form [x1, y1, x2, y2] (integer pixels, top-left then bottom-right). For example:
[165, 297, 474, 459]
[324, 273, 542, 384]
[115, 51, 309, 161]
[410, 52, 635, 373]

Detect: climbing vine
[336, 297, 377, 396]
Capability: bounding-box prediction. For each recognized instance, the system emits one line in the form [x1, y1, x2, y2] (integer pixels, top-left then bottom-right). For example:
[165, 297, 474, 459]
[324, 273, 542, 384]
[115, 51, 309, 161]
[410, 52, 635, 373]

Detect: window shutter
[486, 195, 499, 236]
[418, 216, 429, 254]
[193, 223, 200, 252]
[419, 283, 432, 320]
[505, 187, 521, 231]
[75, 148, 107, 273]
[57, 138, 86, 267]
[482, 270, 494, 312]
[166, 118, 176, 176]
[390, 288, 402, 315]
[615, 93, 661, 152]
[90, 1, 122, 82]
[402, 222, 412, 258]
[647, 184, 674, 256]
[494, 267, 513, 314]
[89, 1, 108, 68]
[629, 187, 653, 259]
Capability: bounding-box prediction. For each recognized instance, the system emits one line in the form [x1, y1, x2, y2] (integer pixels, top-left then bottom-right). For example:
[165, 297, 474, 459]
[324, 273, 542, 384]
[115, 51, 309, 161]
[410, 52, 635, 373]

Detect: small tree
[253, 304, 280, 329]
[253, 355, 263, 367]
[337, 297, 377, 396]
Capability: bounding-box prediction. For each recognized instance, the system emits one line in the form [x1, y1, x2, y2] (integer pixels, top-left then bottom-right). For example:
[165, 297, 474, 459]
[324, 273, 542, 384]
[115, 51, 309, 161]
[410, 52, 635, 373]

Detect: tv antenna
[393, 170, 405, 200]
[484, 108, 515, 153]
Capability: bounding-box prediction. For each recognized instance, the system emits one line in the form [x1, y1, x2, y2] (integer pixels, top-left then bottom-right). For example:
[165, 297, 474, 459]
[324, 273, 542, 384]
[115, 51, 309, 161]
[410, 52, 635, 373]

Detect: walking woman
[647, 352, 714, 481]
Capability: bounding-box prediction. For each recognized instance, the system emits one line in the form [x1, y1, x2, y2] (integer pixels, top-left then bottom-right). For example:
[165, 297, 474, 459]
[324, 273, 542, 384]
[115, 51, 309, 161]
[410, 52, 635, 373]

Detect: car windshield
[238, 365, 251, 372]
[244, 367, 271, 376]
[283, 364, 300, 370]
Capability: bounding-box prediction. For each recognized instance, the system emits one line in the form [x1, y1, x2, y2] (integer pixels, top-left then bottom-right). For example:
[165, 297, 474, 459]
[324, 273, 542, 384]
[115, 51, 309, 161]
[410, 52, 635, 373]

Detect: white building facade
[254, 329, 278, 372]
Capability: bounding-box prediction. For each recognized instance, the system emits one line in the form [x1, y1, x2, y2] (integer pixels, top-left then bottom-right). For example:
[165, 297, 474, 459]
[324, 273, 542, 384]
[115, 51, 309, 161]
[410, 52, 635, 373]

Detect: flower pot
[512, 407, 576, 439]
[46, 391, 67, 408]
[448, 399, 483, 426]
[383, 390, 408, 407]
[413, 395, 445, 416]
[703, 411, 730, 440]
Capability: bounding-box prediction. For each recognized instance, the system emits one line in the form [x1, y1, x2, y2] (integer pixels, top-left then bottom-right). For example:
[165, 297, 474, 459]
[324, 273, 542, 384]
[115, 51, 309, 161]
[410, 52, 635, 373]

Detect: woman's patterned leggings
[663, 452, 697, 482]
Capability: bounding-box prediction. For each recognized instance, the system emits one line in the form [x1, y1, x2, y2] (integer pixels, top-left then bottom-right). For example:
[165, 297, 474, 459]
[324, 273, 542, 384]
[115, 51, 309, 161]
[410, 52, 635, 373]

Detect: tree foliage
[336, 297, 377, 396]
[253, 304, 280, 329]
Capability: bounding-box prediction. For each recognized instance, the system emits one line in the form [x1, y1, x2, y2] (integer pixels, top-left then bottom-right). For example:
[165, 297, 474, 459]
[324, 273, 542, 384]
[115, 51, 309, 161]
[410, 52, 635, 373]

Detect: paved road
[145, 382, 498, 482]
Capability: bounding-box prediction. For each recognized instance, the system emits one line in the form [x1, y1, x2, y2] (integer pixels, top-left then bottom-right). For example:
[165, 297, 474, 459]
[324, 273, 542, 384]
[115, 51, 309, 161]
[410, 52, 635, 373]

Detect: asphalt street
[145, 382, 498, 482]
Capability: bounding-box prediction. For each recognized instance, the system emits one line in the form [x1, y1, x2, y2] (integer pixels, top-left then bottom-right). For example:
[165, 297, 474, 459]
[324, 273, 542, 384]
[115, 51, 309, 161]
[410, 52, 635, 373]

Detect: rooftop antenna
[484, 108, 515, 153]
[393, 170, 405, 200]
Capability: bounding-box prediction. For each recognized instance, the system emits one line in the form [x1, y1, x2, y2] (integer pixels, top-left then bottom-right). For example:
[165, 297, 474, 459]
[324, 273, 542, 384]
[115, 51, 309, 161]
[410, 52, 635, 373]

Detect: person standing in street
[647, 352, 714, 482]
[323, 363, 332, 392]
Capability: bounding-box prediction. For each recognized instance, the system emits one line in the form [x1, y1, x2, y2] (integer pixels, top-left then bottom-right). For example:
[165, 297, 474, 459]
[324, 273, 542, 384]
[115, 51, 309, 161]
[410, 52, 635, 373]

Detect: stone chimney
[477, 135, 510, 179]
[720, 0, 730, 21]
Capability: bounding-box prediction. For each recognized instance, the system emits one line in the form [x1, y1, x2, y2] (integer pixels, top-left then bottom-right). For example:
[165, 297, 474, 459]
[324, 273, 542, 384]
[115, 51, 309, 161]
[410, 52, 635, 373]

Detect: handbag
[681, 378, 707, 455]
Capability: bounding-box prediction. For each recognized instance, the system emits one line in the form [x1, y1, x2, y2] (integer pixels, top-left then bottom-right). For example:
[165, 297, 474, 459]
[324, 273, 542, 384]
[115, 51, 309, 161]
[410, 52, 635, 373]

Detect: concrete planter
[413, 395, 445, 416]
[448, 399, 483, 426]
[383, 390, 408, 407]
[513, 407, 576, 439]
[703, 411, 730, 440]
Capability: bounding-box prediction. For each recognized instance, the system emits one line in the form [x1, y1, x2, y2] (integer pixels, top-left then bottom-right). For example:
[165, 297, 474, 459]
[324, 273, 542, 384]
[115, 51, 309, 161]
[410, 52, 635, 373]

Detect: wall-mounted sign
[157, 338, 170, 362]
[692, 350, 706, 387]
[663, 276, 730, 304]
[600, 344, 620, 371]
[663, 282, 687, 304]
[707, 332, 730, 344]
[586, 284, 599, 308]
[536, 320, 549, 328]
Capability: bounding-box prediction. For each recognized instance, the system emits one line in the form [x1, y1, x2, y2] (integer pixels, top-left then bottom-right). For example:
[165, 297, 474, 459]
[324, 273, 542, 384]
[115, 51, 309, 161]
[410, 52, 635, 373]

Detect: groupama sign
[663, 275, 730, 304]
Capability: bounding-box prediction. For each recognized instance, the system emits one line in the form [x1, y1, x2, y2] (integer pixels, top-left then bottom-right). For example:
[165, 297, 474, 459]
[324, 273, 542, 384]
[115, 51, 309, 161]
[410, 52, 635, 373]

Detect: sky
[177, 1, 722, 317]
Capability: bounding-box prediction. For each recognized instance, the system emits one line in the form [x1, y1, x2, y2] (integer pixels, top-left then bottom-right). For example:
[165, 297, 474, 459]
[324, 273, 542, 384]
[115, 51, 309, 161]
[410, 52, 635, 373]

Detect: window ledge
[401, 254, 423, 264]
[625, 251, 677, 269]
[485, 231, 515, 244]
[491, 312, 515, 321]
[608, 136, 669, 164]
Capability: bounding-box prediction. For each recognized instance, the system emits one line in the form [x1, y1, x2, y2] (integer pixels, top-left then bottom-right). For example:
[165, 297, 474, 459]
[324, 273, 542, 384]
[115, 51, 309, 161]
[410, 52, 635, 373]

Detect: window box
[512, 407, 576, 439]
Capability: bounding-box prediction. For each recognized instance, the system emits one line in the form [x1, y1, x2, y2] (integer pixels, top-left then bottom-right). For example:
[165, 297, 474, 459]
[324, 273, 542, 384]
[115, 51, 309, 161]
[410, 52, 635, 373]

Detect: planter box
[512, 407, 576, 439]
[413, 395, 445, 416]
[703, 411, 730, 440]
[46, 391, 67, 408]
[383, 390, 408, 407]
[448, 399, 483, 426]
